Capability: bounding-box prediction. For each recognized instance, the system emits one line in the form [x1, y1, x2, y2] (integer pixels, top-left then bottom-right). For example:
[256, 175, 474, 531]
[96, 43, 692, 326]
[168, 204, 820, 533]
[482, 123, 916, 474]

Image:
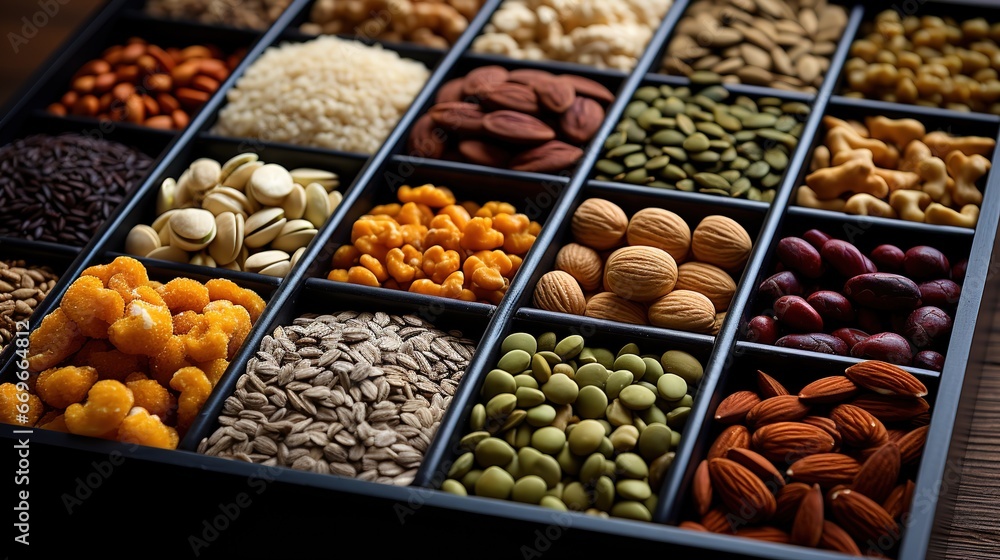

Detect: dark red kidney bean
[951, 259, 967, 284]
[745, 315, 779, 345]
[843, 273, 921, 311]
[904, 306, 953, 348]
[806, 290, 855, 323]
[821, 239, 877, 278]
[903, 246, 951, 280]
[777, 237, 824, 278]
[913, 350, 944, 371]
[870, 244, 904, 273]
[856, 307, 887, 334]
[918, 279, 962, 308]
[850, 332, 914, 366]
[803, 229, 834, 250]
[832, 327, 870, 350]
[775, 333, 849, 356]
[758, 271, 803, 304]
[774, 295, 824, 332]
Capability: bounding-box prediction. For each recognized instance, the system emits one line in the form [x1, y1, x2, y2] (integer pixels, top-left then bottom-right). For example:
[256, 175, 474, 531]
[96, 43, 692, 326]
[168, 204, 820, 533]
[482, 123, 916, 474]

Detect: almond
[850, 394, 930, 422]
[798, 375, 860, 404]
[818, 520, 863, 555]
[559, 96, 604, 144]
[507, 68, 557, 86]
[560, 74, 615, 104]
[774, 482, 811, 524]
[882, 479, 915, 521]
[852, 442, 901, 504]
[801, 416, 842, 450]
[406, 113, 446, 160]
[708, 458, 777, 524]
[726, 447, 785, 489]
[679, 521, 709, 531]
[896, 425, 928, 465]
[584, 292, 647, 325]
[693, 459, 713, 516]
[714, 390, 761, 424]
[708, 424, 751, 460]
[534, 76, 576, 113]
[428, 101, 485, 133]
[830, 404, 889, 448]
[830, 488, 899, 545]
[791, 483, 824, 547]
[462, 65, 508, 98]
[458, 139, 510, 167]
[752, 421, 836, 463]
[756, 370, 789, 398]
[482, 81, 540, 114]
[844, 360, 928, 398]
[482, 110, 556, 144]
[734, 526, 790, 543]
[435, 77, 465, 104]
[533, 270, 586, 315]
[745, 395, 810, 429]
[509, 140, 583, 173]
[786, 453, 861, 486]
[571, 198, 628, 250]
[701, 507, 734, 533]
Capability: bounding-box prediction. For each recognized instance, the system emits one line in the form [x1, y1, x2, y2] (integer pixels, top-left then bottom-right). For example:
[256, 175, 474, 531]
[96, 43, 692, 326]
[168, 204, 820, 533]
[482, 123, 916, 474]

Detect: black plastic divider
[735, 341, 943, 379]
[516, 307, 715, 348]
[277, 28, 447, 69]
[101, 135, 368, 274]
[180, 278, 490, 455]
[463, 52, 631, 81]
[414, 0, 697, 490]
[641, 73, 817, 104]
[588, 179, 771, 213]
[654, 2, 866, 525]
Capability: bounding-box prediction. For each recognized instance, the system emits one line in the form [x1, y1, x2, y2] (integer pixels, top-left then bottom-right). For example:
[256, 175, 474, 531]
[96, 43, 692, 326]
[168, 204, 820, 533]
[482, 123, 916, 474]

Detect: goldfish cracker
[508, 254, 523, 277]
[360, 254, 390, 283]
[81, 256, 148, 289]
[72, 339, 149, 382]
[347, 266, 381, 287]
[0, 383, 43, 426]
[421, 246, 461, 284]
[327, 269, 350, 282]
[457, 289, 478, 302]
[182, 319, 230, 363]
[351, 217, 403, 262]
[203, 300, 251, 359]
[398, 184, 456, 207]
[126, 378, 176, 420]
[157, 277, 211, 314]
[528, 221, 542, 236]
[109, 300, 174, 357]
[504, 231, 536, 255]
[27, 308, 87, 373]
[195, 359, 230, 388]
[424, 214, 463, 252]
[35, 365, 99, 409]
[369, 203, 402, 217]
[396, 202, 434, 226]
[461, 217, 505, 251]
[400, 223, 429, 247]
[386, 245, 423, 283]
[332, 245, 362, 269]
[172, 310, 203, 335]
[205, 278, 266, 324]
[475, 201, 517, 217]
[125, 284, 169, 307]
[410, 270, 465, 298]
[464, 250, 513, 291]
[117, 407, 179, 449]
[460, 200, 480, 216]
[170, 366, 212, 435]
[150, 336, 193, 387]
[61, 275, 126, 339]
[438, 204, 471, 230]
[492, 212, 530, 235]
[64, 379, 134, 437]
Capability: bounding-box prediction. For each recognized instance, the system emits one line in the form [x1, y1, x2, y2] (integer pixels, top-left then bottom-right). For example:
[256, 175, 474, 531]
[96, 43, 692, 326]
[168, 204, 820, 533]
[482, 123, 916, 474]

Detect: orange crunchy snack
[14, 256, 268, 450]
[327, 183, 541, 304]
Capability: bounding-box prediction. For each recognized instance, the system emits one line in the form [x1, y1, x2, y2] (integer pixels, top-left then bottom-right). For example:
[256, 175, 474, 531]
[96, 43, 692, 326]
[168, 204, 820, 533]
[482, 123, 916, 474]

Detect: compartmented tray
[2, 0, 1000, 557]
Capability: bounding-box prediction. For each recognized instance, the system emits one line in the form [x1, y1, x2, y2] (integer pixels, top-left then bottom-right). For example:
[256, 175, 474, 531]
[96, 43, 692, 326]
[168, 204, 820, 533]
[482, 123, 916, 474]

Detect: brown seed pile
[198, 311, 477, 486]
[0, 134, 154, 245]
[0, 260, 60, 351]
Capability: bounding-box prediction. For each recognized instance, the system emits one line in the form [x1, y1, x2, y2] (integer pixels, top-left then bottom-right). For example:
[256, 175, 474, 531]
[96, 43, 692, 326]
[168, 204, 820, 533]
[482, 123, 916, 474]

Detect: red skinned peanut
[850, 332, 914, 365]
[746, 315, 779, 345]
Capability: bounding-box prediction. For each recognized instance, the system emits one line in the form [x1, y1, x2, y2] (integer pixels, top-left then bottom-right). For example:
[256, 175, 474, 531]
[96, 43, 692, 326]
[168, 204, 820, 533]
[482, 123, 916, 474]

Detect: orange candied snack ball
[64, 379, 134, 437]
[172, 310, 203, 335]
[73, 339, 148, 382]
[0, 383, 43, 426]
[195, 359, 229, 388]
[117, 407, 179, 449]
[61, 275, 126, 339]
[205, 278, 265, 324]
[108, 300, 174, 357]
[35, 365, 99, 409]
[170, 366, 212, 435]
[27, 308, 86, 373]
[150, 336, 193, 387]
[40, 413, 68, 432]
[125, 378, 176, 421]
[110, 277, 167, 307]
[398, 184, 456, 207]
[81, 255, 149, 289]
[202, 300, 252, 360]
[157, 277, 211, 314]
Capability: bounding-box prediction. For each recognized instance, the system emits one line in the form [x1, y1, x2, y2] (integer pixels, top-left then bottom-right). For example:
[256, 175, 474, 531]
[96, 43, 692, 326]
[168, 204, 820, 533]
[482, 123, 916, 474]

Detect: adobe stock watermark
[8, 0, 72, 54]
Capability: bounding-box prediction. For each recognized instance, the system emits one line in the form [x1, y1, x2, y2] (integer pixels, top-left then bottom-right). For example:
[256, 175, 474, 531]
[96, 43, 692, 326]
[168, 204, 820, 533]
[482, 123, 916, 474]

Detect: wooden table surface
[2, 2, 999, 558]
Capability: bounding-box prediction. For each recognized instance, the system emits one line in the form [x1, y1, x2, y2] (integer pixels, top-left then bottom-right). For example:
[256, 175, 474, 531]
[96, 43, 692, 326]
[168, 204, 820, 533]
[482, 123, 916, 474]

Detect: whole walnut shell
[555, 243, 604, 291]
[571, 198, 628, 250]
[691, 215, 753, 273]
[626, 207, 691, 264]
[533, 270, 586, 315]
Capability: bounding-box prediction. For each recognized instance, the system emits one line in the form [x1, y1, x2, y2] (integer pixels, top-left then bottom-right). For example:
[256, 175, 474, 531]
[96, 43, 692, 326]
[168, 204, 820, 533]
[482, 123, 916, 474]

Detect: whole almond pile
[680, 360, 930, 558]
[406, 65, 613, 174]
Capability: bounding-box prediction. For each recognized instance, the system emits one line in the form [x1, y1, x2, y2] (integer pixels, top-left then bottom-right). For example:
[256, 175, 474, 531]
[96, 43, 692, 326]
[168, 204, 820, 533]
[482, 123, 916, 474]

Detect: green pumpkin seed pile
[441, 331, 704, 522]
[595, 76, 810, 202]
